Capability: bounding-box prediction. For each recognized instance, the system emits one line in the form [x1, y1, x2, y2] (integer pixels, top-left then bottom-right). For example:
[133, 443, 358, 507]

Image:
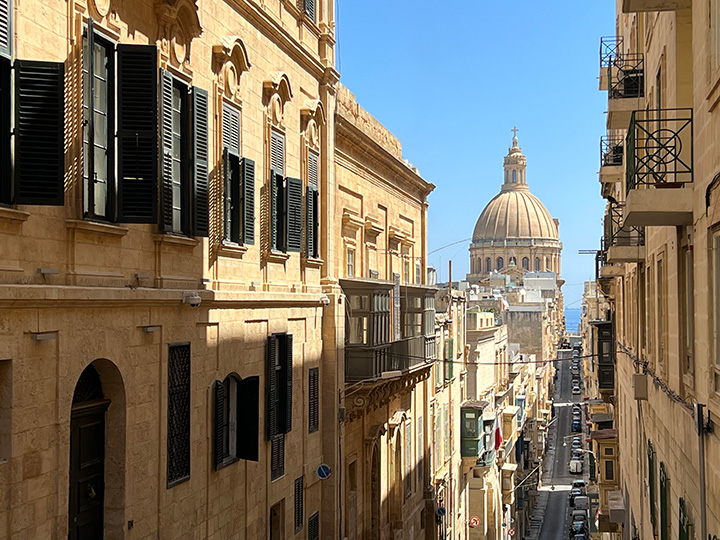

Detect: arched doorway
[370, 444, 380, 540]
[69, 360, 126, 540]
[69, 364, 109, 539]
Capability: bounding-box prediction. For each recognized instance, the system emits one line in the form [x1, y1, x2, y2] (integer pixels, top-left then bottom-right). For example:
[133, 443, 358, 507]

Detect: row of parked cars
[571, 352, 583, 396]
[568, 479, 589, 539]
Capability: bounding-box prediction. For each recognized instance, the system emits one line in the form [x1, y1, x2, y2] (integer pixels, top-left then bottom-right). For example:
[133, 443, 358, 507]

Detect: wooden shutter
[223, 148, 232, 241]
[294, 476, 304, 533]
[267, 335, 278, 440]
[14, 60, 64, 205]
[270, 130, 284, 174]
[283, 333, 293, 433]
[192, 87, 209, 237]
[159, 69, 174, 231]
[0, 59, 10, 204]
[117, 44, 157, 222]
[222, 103, 240, 156]
[241, 158, 255, 245]
[213, 380, 226, 470]
[270, 170, 280, 251]
[270, 433, 284, 481]
[308, 367, 319, 433]
[286, 177, 303, 252]
[237, 376, 259, 462]
[0, 0, 11, 59]
[308, 149, 318, 189]
[308, 511, 320, 540]
[298, 0, 315, 21]
[312, 188, 319, 258]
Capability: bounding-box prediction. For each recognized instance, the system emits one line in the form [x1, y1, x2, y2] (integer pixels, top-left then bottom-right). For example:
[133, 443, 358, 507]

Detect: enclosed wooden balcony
[599, 37, 622, 91]
[625, 108, 693, 226]
[622, 0, 690, 12]
[599, 135, 624, 184]
[607, 54, 644, 130]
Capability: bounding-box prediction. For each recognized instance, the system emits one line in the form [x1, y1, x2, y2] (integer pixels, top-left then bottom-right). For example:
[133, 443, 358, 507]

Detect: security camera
[182, 291, 202, 307]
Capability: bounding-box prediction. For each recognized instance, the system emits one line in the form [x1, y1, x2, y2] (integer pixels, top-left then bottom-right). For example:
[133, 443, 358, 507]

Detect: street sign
[508, 527, 516, 536]
[469, 516, 480, 528]
[317, 464, 331, 479]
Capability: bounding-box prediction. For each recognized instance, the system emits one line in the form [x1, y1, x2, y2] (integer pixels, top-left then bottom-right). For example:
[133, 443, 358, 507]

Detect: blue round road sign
[317, 464, 331, 479]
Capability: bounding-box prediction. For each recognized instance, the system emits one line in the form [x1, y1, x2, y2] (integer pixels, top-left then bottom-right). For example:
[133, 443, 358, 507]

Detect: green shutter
[222, 148, 232, 242]
[270, 171, 280, 251]
[267, 335, 278, 440]
[213, 380, 226, 470]
[117, 44, 157, 223]
[659, 462, 668, 540]
[308, 367, 319, 433]
[0, 59, 10, 204]
[241, 157, 255, 245]
[191, 87, 209, 237]
[237, 376, 259, 462]
[14, 60, 65, 205]
[159, 69, 173, 232]
[283, 333, 293, 433]
[305, 186, 315, 257]
[0, 0, 11, 59]
[648, 442, 656, 531]
[222, 102, 240, 156]
[286, 177, 303, 252]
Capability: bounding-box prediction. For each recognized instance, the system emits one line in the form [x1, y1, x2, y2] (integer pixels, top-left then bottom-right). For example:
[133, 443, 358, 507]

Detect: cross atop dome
[511, 126, 519, 147]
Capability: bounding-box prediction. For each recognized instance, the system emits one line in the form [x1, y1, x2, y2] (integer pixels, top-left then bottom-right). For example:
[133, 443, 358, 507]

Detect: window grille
[308, 511, 320, 540]
[167, 343, 191, 486]
[294, 476, 304, 533]
[308, 368, 319, 433]
[271, 433, 285, 480]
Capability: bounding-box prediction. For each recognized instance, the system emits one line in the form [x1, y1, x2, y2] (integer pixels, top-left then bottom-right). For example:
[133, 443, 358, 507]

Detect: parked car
[572, 439, 582, 450]
[572, 449, 583, 460]
[569, 459, 583, 474]
[572, 509, 588, 525]
[572, 479, 587, 493]
[571, 533, 588, 540]
[572, 420, 582, 432]
[572, 412, 582, 421]
[573, 495, 589, 510]
[569, 488, 583, 506]
[569, 522, 589, 538]
[572, 385, 582, 395]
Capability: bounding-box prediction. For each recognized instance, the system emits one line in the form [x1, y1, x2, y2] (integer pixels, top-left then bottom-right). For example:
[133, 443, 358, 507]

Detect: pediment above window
[264, 72, 293, 128]
[156, 0, 203, 67]
[212, 36, 251, 99]
[301, 99, 325, 149]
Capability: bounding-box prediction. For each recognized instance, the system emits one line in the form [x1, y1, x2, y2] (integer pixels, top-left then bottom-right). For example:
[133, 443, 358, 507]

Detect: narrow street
[536, 356, 584, 540]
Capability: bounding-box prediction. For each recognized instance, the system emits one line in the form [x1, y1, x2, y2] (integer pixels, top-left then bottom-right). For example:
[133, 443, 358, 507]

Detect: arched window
[534, 257, 540, 271]
[522, 257, 529, 270]
[512, 170, 517, 183]
[510, 256, 517, 266]
[486, 258, 492, 272]
[497, 257, 504, 270]
[545, 257, 550, 271]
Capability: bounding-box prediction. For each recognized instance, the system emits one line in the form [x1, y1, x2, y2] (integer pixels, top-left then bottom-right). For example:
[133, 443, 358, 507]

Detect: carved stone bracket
[212, 36, 251, 101]
[263, 72, 294, 129]
[155, 0, 203, 67]
[300, 98, 326, 150]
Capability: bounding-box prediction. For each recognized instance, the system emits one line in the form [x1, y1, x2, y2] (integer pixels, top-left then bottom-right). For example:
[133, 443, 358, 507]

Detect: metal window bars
[609, 53, 645, 99]
[601, 135, 624, 167]
[626, 108, 693, 192]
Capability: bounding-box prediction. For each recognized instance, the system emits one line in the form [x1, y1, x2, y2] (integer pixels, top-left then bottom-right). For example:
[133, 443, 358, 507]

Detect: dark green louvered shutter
[0, 58, 10, 204]
[270, 433, 284, 480]
[213, 380, 226, 470]
[648, 442, 656, 531]
[308, 512, 319, 540]
[192, 87, 209, 237]
[294, 476, 304, 533]
[659, 462, 668, 540]
[222, 148, 232, 241]
[297, 0, 315, 21]
[270, 170, 280, 251]
[222, 103, 240, 155]
[238, 376, 259, 462]
[308, 367, 319, 433]
[117, 45, 157, 222]
[283, 333, 293, 433]
[241, 158, 255, 245]
[305, 185, 319, 258]
[267, 335, 279, 439]
[159, 69, 174, 232]
[14, 60, 64, 205]
[0, 0, 11, 59]
[286, 177, 303, 252]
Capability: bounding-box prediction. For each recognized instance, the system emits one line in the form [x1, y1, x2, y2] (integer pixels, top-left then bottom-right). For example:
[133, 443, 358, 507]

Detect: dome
[472, 187, 558, 241]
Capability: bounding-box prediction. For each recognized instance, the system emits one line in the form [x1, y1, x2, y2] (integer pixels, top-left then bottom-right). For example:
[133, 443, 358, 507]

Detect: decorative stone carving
[212, 37, 251, 99]
[301, 99, 326, 150]
[155, 0, 203, 66]
[88, 0, 111, 18]
[263, 72, 293, 128]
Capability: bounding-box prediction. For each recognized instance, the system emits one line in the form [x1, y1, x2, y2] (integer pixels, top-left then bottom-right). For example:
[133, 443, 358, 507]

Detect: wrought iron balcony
[625, 108, 693, 226]
[607, 54, 644, 130]
[622, 0, 690, 13]
[599, 135, 624, 183]
[604, 203, 645, 262]
[599, 37, 623, 91]
[345, 335, 433, 382]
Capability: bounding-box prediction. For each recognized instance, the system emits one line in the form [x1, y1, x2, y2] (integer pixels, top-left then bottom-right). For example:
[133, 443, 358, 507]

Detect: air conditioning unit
[632, 373, 648, 400]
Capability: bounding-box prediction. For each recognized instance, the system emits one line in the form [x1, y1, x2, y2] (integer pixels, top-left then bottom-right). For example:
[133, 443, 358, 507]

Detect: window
[486, 258, 492, 272]
[294, 476, 304, 533]
[659, 462, 668, 540]
[213, 375, 259, 469]
[657, 256, 666, 374]
[405, 422, 412, 497]
[415, 262, 422, 284]
[403, 260, 410, 284]
[159, 70, 209, 236]
[512, 170, 516, 183]
[297, 0, 315, 22]
[308, 511, 320, 540]
[83, 28, 114, 220]
[347, 248, 355, 277]
[509, 256, 516, 266]
[712, 232, 720, 391]
[167, 343, 191, 487]
[348, 293, 369, 345]
[308, 367, 319, 433]
[268, 333, 293, 480]
[270, 500, 284, 540]
[306, 149, 319, 258]
[522, 257, 529, 270]
[605, 459, 614, 481]
[497, 257, 504, 270]
[680, 242, 694, 375]
[648, 442, 657, 532]
[545, 257, 550, 271]
[534, 257, 540, 271]
[402, 293, 423, 338]
[222, 103, 255, 245]
[269, 130, 302, 253]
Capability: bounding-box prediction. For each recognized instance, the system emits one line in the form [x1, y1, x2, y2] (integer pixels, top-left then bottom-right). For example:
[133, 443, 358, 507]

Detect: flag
[494, 414, 503, 451]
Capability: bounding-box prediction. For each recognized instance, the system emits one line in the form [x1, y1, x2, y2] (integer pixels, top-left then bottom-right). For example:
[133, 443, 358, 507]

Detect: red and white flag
[494, 414, 503, 450]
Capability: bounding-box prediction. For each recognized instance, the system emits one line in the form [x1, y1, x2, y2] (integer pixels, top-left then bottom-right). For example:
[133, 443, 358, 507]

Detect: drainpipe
[693, 400, 707, 540]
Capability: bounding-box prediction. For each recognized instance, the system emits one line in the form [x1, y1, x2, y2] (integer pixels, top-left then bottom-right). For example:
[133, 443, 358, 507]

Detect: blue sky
[336, 1, 613, 308]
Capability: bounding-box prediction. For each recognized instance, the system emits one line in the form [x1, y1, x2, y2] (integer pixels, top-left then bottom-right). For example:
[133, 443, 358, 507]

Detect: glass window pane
[349, 316, 368, 345]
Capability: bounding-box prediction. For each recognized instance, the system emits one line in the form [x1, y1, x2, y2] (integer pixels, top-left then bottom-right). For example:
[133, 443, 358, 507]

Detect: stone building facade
[0, 2, 439, 540]
[594, 1, 720, 538]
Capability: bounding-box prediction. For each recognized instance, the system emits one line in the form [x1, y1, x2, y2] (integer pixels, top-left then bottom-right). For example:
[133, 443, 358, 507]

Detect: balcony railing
[600, 36, 623, 69]
[345, 335, 433, 382]
[605, 203, 644, 247]
[609, 54, 644, 99]
[601, 136, 624, 167]
[626, 108, 693, 191]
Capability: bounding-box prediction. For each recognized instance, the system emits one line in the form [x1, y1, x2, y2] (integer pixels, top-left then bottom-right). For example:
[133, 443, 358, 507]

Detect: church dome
[472, 188, 558, 241]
